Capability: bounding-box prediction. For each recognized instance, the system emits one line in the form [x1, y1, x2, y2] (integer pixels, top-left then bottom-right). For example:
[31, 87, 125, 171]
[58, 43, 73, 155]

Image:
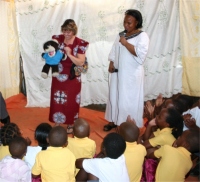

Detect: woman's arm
[120, 36, 137, 56]
[64, 47, 86, 66]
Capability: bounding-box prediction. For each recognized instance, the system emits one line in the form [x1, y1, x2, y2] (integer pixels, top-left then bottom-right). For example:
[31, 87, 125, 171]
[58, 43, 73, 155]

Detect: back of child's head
[119, 121, 139, 142]
[177, 129, 199, 153]
[35, 123, 52, 150]
[102, 132, 126, 159]
[0, 123, 21, 146]
[9, 136, 27, 159]
[175, 94, 194, 112]
[48, 126, 67, 147]
[165, 107, 183, 139]
[73, 118, 90, 138]
[163, 99, 185, 114]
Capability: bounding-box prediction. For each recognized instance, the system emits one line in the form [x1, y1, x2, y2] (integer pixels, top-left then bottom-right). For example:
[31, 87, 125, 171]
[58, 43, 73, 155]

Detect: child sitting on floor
[32, 126, 76, 182]
[143, 107, 183, 149]
[147, 129, 199, 181]
[75, 132, 129, 182]
[25, 123, 52, 169]
[142, 107, 183, 181]
[119, 119, 146, 182]
[67, 118, 96, 174]
[0, 136, 31, 182]
[0, 123, 22, 160]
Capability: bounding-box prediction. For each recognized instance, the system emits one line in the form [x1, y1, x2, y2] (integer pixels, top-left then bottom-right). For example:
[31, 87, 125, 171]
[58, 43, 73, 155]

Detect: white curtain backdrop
[0, 0, 20, 99]
[15, 0, 181, 107]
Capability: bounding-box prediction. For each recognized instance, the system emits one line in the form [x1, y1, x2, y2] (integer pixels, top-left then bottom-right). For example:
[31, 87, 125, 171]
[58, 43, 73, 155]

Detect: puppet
[41, 40, 66, 79]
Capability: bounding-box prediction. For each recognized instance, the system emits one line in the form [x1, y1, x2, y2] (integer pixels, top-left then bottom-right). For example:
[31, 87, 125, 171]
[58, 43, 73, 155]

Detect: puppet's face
[45, 45, 56, 57]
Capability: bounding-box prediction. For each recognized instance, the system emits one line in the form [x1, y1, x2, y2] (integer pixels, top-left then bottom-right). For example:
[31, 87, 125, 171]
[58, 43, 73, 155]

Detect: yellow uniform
[124, 142, 146, 182]
[0, 145, 10, 160]
[32, 146, 76, 182]
[154, 145, 192, 182]
[67, 136, 96, 174]
[149, 128, 175, 147]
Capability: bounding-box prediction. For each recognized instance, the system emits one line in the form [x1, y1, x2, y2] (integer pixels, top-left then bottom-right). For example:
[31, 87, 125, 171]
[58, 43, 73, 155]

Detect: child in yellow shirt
[119, 120, 146, 182]
[32, 126, 76, 182]
[148, 129, 199, 181]
[144, 107, 183, 149]
[67, 118, 96, 174]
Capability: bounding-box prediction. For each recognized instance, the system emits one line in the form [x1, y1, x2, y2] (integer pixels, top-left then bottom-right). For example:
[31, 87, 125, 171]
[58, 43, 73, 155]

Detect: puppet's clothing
[49, 35, 89, 125]
[42, 50, 64, 65]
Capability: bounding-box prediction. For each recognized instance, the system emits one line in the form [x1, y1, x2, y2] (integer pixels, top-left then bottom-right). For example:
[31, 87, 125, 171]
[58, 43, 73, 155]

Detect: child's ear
[63, 141, 68, 148]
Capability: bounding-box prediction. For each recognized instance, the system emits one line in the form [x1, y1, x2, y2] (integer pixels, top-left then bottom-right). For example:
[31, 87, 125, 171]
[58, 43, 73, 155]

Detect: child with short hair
[0, 136, 31, 182]
[148, 129, 199, 181]
[67, 118, 96, 174]
[32, 126, 76, 182]
[0, 123, 22, 160]
[119, 120, 146, 182]
[76, 132, 129, 182]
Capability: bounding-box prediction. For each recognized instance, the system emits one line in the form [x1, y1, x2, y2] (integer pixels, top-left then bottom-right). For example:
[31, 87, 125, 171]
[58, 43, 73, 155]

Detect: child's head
[35, 123, 52, 150]
[9, 136, 27, 159]
[174, 129, 199, 153]
[48, 126, 67, 147]
[163, 98, 186, 114]
[73, 118, 90, 138]
[102, 132, 126, 159]
[156, 108, 183, 138]
[119, 121, 139, 142]
[175, 94, 194, 112]
[0, 123, 21, 146]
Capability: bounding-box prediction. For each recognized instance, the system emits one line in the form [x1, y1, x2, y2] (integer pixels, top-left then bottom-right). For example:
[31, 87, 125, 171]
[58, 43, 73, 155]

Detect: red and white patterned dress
[49, 35, 89, 125]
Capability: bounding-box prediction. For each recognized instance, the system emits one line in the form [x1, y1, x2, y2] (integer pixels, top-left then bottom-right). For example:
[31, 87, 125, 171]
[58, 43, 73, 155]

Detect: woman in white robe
[104, 9, 149, 130]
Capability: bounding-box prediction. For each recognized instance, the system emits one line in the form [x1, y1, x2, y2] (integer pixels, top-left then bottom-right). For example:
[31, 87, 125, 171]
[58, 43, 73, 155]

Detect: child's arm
[143, 140, 154, 149]
[147, 146, 163, 159]
[32, 174, 40, 178]
[143, 118, 157, 141]
[76, 158, 88, 169]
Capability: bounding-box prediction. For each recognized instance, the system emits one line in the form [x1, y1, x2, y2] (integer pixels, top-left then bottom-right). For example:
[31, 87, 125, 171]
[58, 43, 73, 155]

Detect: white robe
[105, 32, 149, 127]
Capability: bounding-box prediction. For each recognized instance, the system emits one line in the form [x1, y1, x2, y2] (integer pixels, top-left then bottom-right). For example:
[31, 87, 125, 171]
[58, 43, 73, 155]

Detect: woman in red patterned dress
[49, 19, 89, 133]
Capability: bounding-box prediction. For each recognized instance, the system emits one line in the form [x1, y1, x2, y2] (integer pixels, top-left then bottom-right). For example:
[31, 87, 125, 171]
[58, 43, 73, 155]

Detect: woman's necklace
[125, 30, 142, 40]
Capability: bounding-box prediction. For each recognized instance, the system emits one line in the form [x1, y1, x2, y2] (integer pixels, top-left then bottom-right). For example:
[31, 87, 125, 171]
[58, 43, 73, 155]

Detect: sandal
[66, 125, 74, 134]
[103, 123, 117, 131]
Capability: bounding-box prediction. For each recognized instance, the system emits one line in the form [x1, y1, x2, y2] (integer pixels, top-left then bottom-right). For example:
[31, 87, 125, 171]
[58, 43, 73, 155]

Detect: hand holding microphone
[108, 61, 118, 73]
[119, 30, 128, 46]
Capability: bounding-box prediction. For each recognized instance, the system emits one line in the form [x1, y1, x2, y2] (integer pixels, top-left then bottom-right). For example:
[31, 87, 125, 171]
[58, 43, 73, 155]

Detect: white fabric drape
[0, 0, 20, 99]
[15, 0, 182, 107]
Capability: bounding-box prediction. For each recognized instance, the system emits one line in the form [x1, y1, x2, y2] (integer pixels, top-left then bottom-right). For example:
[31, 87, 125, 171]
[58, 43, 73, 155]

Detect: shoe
[66, 125, 73, 134]
[103, 123, 117, 131]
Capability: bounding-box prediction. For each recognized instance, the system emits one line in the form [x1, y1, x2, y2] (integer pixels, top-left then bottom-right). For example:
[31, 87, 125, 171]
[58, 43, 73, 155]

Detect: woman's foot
[66, 125, 74, 134]
[103, 123, 117, 131]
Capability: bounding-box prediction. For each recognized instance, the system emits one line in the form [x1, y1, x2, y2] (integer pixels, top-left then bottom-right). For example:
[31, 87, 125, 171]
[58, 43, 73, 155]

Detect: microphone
[119, 30, 127, 37]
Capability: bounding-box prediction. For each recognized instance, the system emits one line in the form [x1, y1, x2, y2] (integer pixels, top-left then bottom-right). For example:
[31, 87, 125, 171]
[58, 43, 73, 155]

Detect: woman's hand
[108, 61, 115, 73]
[119, 36, 127, 46]
[64, 46, 72, 56]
